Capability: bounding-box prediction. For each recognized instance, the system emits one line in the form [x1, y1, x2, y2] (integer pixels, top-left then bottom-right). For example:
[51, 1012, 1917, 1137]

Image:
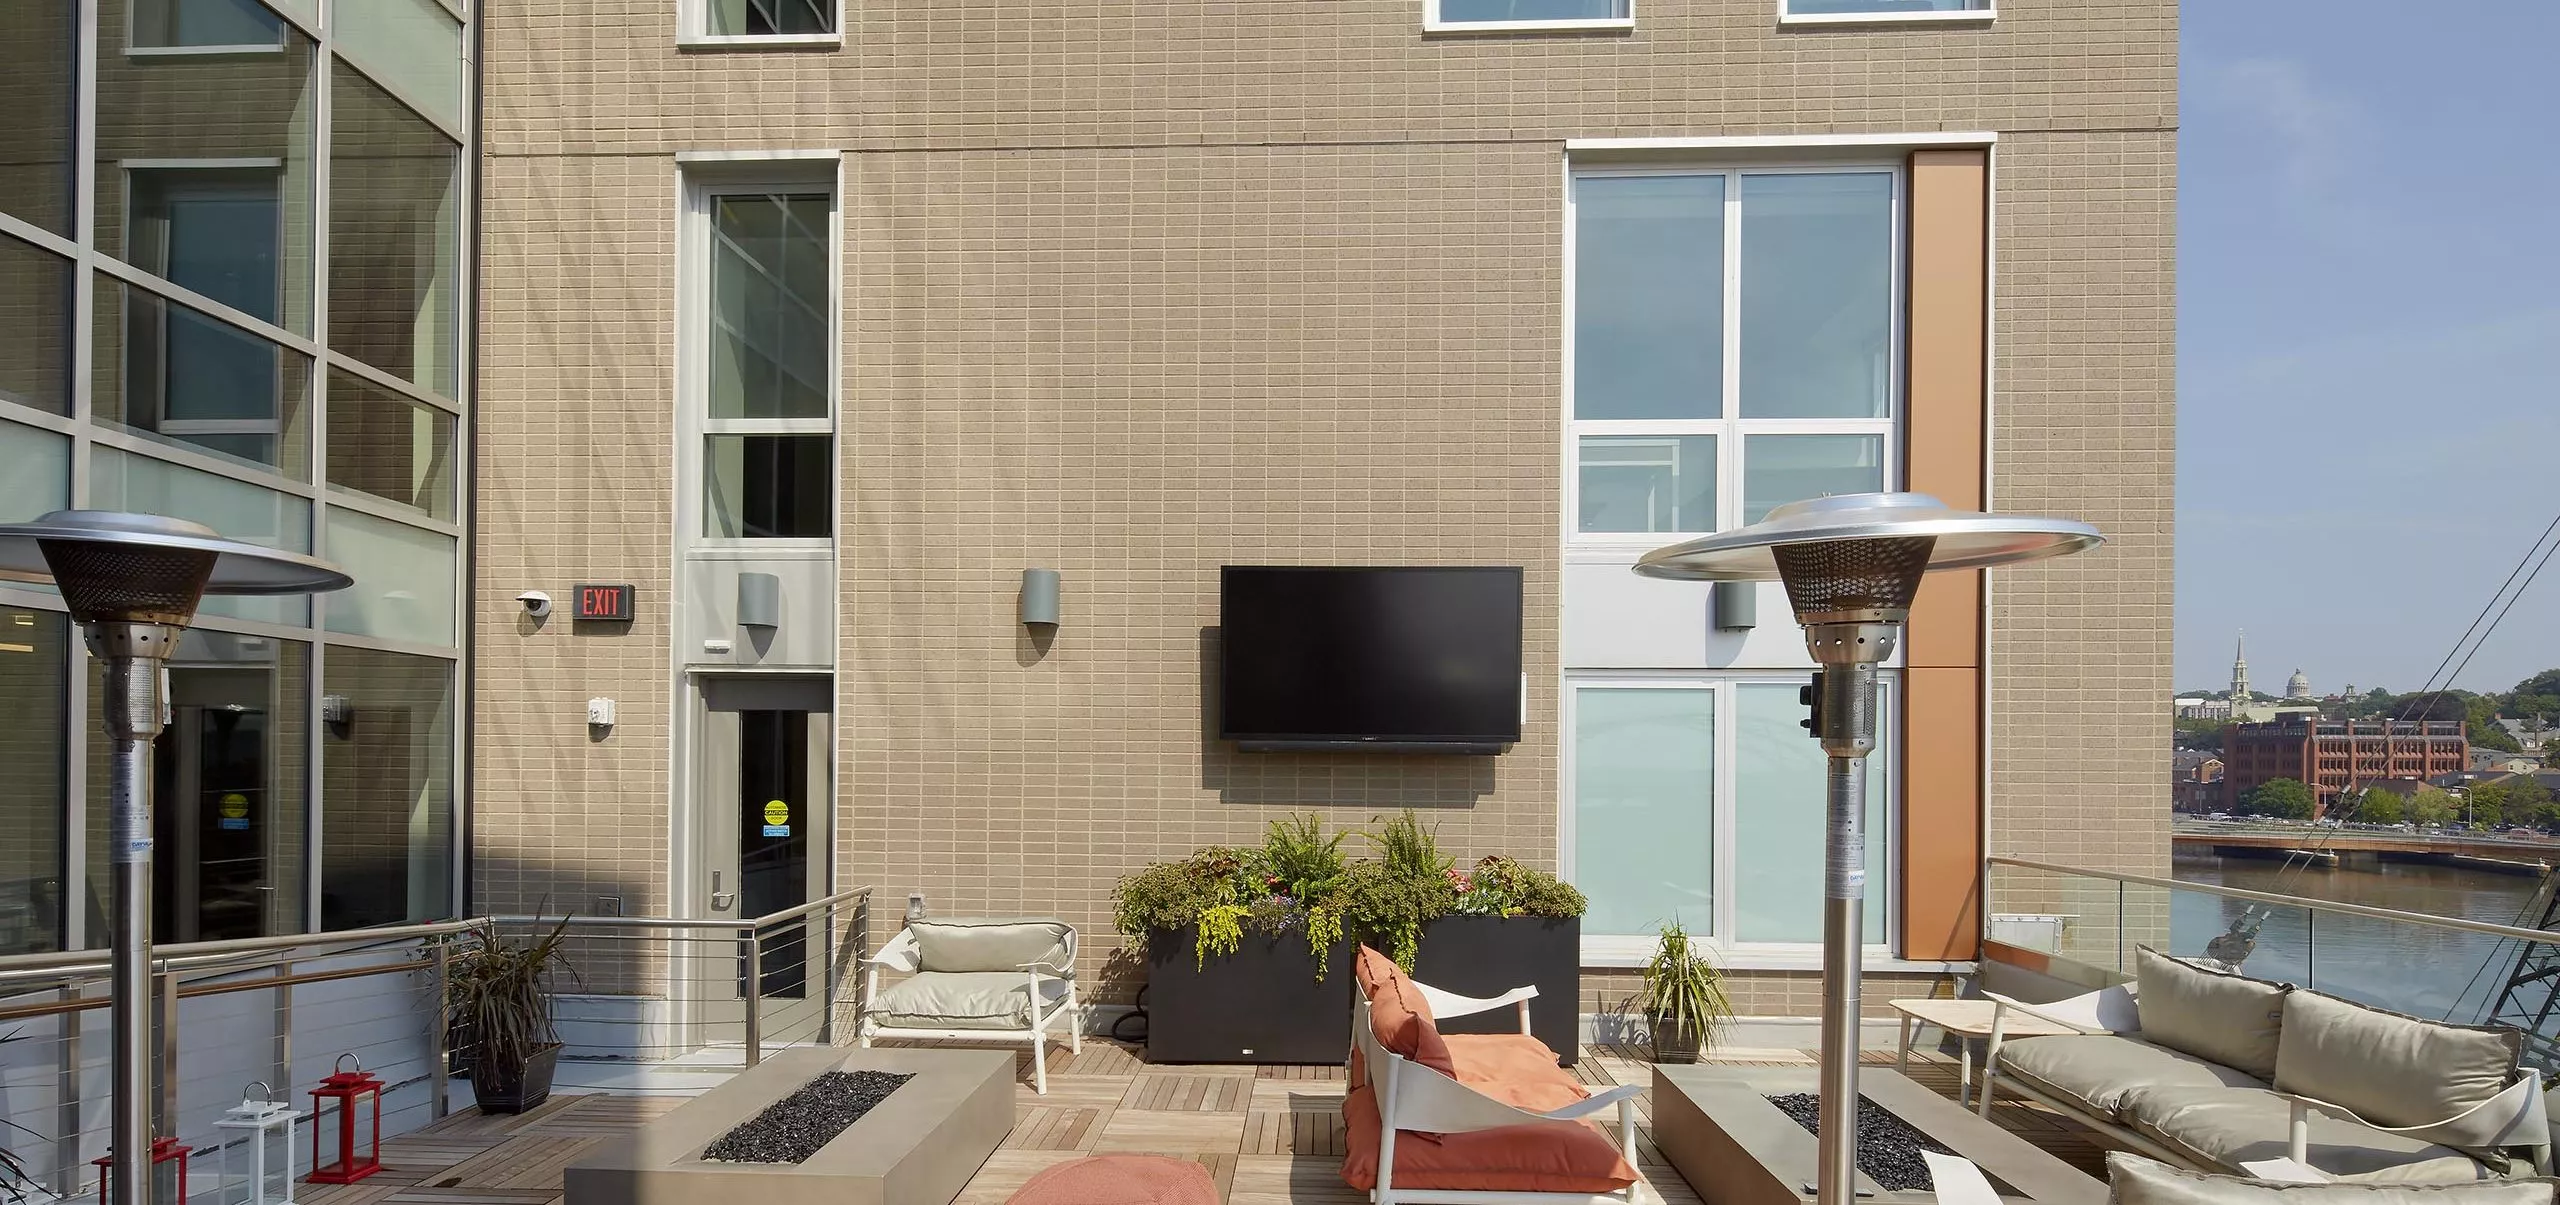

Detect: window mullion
[1721, 169, 1745, 532]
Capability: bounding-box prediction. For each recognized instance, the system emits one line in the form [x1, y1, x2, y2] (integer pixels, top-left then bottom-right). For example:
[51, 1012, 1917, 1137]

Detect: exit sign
[576, 584, 634, 622]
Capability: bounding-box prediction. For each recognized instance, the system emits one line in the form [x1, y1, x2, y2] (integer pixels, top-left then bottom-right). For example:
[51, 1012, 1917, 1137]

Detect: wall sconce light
[1711, 581, 1757, 631]
[319, 694, 353, 737]
[737, 573, 780, 630]
[1019, 569, 1060, 628]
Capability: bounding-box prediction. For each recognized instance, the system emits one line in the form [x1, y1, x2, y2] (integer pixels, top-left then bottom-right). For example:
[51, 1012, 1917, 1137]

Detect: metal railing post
[743, 926, 762, 1068]
[271, 962, 293, 1127]
[2303, 909, 2315, 991]
[155, 970, 178, 1137]
[819, 900, 836, 1047]
[2115, 882, 2126, 973]
[430, 938, 452, 1119]
[53, 986, 84, 1199]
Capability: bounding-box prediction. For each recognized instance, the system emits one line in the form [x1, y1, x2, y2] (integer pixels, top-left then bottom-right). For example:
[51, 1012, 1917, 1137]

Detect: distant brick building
[2224, 718, 2469, 813]
[2173, 751, 2224, 813]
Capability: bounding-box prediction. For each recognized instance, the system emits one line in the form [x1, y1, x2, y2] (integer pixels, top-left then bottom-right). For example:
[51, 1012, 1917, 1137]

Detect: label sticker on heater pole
[762, 799, 791, 838]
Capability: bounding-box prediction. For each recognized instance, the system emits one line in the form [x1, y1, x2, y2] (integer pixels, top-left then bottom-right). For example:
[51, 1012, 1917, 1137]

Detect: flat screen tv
[1218, 566, 1523, 753]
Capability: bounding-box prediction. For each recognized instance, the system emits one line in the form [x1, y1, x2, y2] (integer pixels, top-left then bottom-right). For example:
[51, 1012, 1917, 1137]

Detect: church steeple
[2230, 631, 2251, 705]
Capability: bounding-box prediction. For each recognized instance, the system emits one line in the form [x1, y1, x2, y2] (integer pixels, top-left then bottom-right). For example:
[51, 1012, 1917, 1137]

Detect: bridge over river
[2173, 823, 2560, 875]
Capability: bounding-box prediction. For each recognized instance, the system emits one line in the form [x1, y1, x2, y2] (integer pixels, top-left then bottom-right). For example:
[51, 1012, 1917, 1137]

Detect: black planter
[469, 1043, 560, 1115]
[1413, 915, 1582, 1065]
[1649, 1013, 1703, 1063]
[1144, 927, 1353, 1064]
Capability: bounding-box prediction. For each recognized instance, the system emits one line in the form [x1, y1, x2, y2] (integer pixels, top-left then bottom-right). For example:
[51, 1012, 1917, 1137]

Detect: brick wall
[475, 0, 2177, 1015]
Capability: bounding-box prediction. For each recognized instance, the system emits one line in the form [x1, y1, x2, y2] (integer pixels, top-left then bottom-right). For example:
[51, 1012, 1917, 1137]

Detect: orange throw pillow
[1353, 945, 1456, 1078]
[1341, 1085, 1639, 1194]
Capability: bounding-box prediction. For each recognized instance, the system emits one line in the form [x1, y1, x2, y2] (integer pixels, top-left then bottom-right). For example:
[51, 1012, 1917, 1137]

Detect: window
[319, 647, 455, 931]
[685, 0, 840, 43]
[1569, 168, 1897, 544]
[1426, 0, 1632, 31]
[1781, 0, 1992, 21]
[1566, 675, 1895, 957]
[0, 609, 69, 955]
[130, 0, 287, 51]
[116, 170, 298, 470]
[691, 186, 836, 540]
[330, 61, 462, 401]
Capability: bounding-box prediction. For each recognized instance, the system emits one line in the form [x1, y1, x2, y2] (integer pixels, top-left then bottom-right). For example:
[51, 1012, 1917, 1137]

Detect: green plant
[1196, 903, 1253, 964]
[1366, 809, 1456, 882]
[1639, 921, 1733, 1051]
[1449, 855, 1587, 919]
[1259, 813, 1349, 902]
[1338, 859, 1451, 969]
[1112, 848, 1249, 939]
[446, 916, 579, 1089]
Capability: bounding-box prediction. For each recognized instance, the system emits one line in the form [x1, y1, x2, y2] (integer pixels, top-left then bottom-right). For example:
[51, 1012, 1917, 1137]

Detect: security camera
[516, 590, 552, 619]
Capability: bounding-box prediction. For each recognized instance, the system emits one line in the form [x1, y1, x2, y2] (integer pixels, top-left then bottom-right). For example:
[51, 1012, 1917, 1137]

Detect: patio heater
[1633, 492, 2100, 1205]
[0, 511, 350, 1205]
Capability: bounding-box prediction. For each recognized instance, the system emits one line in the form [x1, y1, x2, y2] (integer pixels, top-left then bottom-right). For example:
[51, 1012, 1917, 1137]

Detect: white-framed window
[1778, 0, 1993, 25]
[679, 0, 842, 47]
[1563, 674, 1896, 962]
[1567, 165, 1899, 549]
[121, 165, 288, 468]
[1425, 0, 1632, 32]
[128, 0, 290, 54]
[678, 171, 838, 545]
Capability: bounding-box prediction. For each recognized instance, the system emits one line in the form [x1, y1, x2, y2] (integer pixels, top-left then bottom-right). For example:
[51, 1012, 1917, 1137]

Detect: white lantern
[212, 1081, 303, 1205]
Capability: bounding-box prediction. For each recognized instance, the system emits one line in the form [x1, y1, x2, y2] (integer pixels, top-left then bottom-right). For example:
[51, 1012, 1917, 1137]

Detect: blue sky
[2175, 1, 2560, 695]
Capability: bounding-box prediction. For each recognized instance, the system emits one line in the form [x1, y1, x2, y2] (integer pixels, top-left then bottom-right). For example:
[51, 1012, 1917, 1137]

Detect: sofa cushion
[1999, 1033, 2268, 1119]
[873, 970, 1067, 1029]
[2138, 945, 2290, 1081]
[911, 918, 1074, 975]
[1445, 1033, 1586, 1114]
[2121, 1087, 2488, 1184]
[1341, 1085, 1638, 1193]
[2106, 1154, 2549, 1205]
[1355, 946, 1455, 1078]
[2274, 991, 2521, 1132]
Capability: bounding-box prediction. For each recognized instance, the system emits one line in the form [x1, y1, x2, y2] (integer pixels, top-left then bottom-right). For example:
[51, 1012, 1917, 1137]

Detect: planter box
[1144, 927, 1353, 1064]
[471, 1043, 561, 1115]
[1414, 915, 1581, 1065]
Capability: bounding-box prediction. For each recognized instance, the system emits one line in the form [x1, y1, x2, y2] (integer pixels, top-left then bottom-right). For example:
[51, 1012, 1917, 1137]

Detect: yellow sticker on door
[218, 792, 250, 831]
[762, 799, 791, 838]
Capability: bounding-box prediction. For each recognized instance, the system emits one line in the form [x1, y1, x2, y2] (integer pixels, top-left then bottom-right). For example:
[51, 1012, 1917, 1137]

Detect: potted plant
[446, 916, 576, 1114]
[1113, 815, 1354, 1064]
[1640, 921, 1733, 1064]
[1416, 851, 1588, 1063]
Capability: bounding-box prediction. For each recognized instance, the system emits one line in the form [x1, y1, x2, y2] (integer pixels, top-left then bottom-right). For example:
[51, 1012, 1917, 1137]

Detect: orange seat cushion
[1353, 946, 1455, 1078]
[1444, 1033, 1585, 1113]
[1003, 1155, 1219, 1205]
[1341, 1085, 1639, 1194]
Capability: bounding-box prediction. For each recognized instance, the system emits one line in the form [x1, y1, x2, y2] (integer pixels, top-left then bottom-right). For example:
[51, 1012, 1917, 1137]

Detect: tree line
[2231, 775, 2559, 829]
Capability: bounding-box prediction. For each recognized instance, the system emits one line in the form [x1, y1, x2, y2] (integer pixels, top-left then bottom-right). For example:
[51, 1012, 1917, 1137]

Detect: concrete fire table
[1651, 1065, 2105, 1205]
[564, 1047, 1015, 1205]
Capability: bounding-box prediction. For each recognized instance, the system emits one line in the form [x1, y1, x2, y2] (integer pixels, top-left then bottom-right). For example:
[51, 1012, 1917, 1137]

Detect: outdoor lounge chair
[1345, 946, 1646, 1205]
[1977, 948, 2550, 1182]
[857, 916, 1084, 1094]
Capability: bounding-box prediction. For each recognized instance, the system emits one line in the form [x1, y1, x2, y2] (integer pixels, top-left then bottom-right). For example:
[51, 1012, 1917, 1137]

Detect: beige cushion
[2106, 1154, 2548, 1205]
[873, 970, 1070, 1030]
[2138, 945, 2290, 1081]
[2274, 991, 2520, 1132]
[2121, 1087, 2489, 1183]
[911, 918, 1075, 975]
[1999, 1033, 2268, 1119]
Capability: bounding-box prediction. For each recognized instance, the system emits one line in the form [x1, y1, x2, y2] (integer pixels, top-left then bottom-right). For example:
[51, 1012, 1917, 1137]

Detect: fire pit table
[1651, 1065, 2104, 1205]
[566, 1047, 1015, 1205]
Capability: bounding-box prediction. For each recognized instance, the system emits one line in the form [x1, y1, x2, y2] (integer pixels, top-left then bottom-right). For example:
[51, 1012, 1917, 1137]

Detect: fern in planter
[1112, 816, 1353, 975]
[1640, 921, 1734, 1063]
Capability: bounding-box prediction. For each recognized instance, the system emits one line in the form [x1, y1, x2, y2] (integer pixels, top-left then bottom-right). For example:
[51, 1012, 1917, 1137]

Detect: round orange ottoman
[1003, 1154, 1220, 1205]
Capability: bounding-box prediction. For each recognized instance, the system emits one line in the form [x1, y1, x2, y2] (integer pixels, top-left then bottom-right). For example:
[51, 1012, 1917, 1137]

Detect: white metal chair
[857, 917, 1083, 1094]
[1352, 979, 1648, 1205]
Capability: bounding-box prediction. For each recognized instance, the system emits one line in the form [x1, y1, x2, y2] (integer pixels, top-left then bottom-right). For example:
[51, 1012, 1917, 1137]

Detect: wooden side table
[1889, 998, 2076, 1108]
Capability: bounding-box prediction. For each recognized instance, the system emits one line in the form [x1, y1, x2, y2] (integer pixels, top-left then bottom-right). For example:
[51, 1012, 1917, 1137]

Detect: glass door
[693, 676, 831, 1048]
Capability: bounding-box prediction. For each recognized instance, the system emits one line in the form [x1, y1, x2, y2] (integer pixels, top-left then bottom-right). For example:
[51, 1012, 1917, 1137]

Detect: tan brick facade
[474, 0, 2175, 1016]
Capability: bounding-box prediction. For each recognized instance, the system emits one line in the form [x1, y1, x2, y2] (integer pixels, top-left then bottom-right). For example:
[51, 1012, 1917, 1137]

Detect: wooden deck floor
[304, 1043, 2124, 1205]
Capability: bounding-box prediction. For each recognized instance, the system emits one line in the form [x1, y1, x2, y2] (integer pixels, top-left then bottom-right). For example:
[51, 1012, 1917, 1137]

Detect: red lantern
[306, 1053, 383, 1185]
[92, 1136, 188, 1205]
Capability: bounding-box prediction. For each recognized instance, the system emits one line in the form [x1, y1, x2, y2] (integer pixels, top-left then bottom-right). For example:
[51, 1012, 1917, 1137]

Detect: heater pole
[95, 622, 180, 1205]
[1810, 652, 1882, 1205]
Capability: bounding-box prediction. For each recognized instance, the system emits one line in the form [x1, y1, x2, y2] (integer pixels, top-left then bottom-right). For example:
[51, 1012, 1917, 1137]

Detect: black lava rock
[1766, 1093, 1956, 1191]
[704, 1070, 915, 1164]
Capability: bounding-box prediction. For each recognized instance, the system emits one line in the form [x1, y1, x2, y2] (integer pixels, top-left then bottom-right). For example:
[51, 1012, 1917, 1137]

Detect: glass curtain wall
[0, 0, 473, 950]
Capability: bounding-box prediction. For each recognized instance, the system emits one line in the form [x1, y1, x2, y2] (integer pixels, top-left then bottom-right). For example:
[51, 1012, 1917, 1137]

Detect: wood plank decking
[299, 1042, 2122, 1205]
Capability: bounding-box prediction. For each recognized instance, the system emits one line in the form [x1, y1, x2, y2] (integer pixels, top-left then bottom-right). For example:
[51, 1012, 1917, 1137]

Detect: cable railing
[0, 887, 872, 1203]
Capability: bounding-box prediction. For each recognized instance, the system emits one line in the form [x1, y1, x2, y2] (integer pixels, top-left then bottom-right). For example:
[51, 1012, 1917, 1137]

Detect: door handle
[711, 870, 733, 912]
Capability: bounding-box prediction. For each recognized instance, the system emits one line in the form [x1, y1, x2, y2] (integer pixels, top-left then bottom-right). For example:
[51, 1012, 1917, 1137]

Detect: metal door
[692, 675, 831, 1050]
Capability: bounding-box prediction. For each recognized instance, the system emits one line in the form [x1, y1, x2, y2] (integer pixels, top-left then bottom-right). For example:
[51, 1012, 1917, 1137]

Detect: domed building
[2286, 669, 2314, 700]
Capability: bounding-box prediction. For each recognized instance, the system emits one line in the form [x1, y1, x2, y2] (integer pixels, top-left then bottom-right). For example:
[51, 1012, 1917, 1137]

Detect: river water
[2170, 850, 2553, 1022]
